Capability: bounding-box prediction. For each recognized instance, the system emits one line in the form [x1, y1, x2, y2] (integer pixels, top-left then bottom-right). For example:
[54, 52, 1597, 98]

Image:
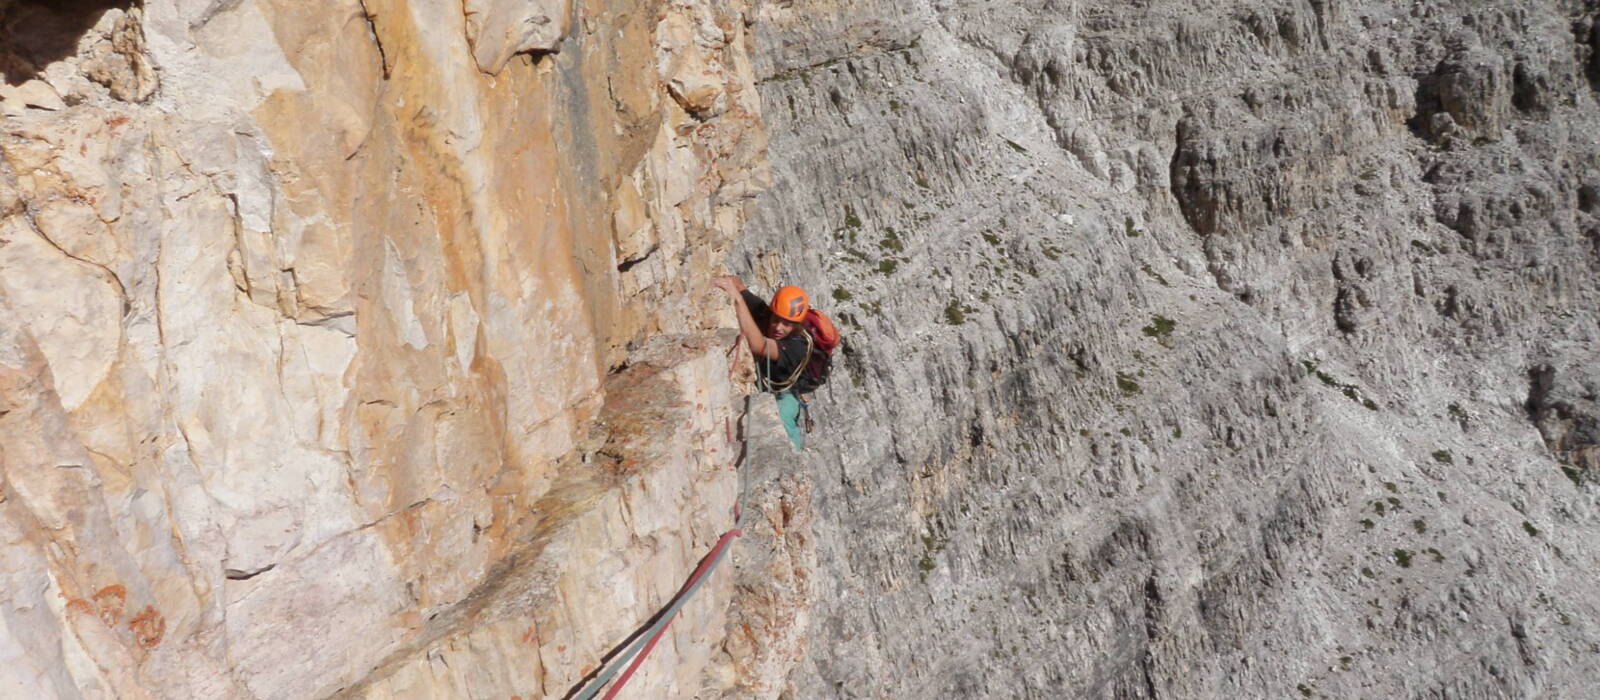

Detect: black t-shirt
[743, 290, 811, 388]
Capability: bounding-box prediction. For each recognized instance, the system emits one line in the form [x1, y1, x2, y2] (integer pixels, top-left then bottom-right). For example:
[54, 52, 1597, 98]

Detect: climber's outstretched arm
[713, 275, 778, 360]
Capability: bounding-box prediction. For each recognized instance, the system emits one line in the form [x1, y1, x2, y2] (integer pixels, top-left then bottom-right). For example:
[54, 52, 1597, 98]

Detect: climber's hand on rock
[713, 275, 745, 295]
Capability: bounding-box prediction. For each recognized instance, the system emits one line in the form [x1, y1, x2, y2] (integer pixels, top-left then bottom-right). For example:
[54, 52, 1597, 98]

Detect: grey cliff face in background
[731, 0, 1600, 696]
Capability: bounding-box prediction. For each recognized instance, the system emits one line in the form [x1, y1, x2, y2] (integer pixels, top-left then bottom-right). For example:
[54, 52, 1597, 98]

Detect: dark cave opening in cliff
[0, 0, 137, 86]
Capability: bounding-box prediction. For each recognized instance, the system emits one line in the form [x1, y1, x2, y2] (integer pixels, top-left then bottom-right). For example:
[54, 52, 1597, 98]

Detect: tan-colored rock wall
[0, 0, 766, 696]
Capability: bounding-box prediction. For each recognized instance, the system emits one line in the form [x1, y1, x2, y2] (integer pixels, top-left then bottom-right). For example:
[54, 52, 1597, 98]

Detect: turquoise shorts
[775, 391, 805, 450]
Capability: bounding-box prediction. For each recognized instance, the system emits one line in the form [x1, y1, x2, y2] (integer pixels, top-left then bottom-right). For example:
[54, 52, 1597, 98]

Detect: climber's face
[767, 317, 798, 339]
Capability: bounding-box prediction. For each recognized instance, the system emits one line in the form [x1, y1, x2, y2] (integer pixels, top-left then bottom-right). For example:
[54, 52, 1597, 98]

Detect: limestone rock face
[1529, 363, 1600, 471]
[462, 0, 572, 75]
[726, 0, 1600, 696]
[0, 0, 764, 697]
[80, 8, 158, 102]
[6, 0, 1600, 696]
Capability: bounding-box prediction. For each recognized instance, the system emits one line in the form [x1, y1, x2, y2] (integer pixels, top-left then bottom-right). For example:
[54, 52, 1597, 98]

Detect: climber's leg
[775, 391, 805, 450]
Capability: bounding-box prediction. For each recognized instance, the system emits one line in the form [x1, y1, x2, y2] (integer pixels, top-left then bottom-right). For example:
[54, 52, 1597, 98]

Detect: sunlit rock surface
[0, 0, 764, 696]
[5, 0, 1600, 697]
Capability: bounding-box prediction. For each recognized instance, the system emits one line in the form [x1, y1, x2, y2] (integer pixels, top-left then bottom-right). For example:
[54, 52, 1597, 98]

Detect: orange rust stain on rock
[92, 585, 127, 626]
[127, 605, 165, 649]
[65, 599, 94, 616]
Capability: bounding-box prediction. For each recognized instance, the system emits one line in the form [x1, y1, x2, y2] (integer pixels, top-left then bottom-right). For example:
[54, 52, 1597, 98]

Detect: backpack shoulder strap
[761, 329, 814, 393]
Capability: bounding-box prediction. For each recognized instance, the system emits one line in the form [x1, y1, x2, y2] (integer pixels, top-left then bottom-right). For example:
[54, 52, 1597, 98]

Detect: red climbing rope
[599, 527, 742, 699]
[571, 397, 754, 700]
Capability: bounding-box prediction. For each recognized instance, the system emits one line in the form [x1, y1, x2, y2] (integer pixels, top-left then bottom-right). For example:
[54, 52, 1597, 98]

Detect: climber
[712, 274, 816, 449]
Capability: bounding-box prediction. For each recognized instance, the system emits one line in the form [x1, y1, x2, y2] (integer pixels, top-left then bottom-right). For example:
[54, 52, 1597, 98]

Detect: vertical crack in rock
[356, 0, 390, 79]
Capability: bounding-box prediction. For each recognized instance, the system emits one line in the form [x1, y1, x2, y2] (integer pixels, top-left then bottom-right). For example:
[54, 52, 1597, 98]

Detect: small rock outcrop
[462, 0, 571, 74]
[1528, 363, 1600, 472]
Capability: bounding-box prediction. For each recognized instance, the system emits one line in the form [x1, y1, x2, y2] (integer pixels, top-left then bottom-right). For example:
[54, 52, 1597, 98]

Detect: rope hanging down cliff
[567, 396, 754, 699]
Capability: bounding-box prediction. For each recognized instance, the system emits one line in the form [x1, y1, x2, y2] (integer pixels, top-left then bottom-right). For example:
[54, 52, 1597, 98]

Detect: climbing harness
[569, 397, 753, 700]
[759, 333, 816, 447]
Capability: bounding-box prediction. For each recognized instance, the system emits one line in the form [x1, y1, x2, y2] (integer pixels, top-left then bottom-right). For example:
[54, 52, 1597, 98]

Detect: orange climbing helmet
[770, 285, 810, 322]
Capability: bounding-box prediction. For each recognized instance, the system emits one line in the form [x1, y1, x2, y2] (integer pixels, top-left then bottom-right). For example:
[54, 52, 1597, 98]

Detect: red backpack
[794, 309, 840, 394]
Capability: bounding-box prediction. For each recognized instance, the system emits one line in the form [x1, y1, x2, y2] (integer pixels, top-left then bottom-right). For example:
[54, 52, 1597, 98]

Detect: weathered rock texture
[0, 0, 767, 697]
[728, 0, 1600, 696]
[6, 0, 1600, 697]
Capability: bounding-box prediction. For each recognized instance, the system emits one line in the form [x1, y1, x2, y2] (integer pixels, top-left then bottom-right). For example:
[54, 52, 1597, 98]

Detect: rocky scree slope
[728, 0, 1600, 696]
